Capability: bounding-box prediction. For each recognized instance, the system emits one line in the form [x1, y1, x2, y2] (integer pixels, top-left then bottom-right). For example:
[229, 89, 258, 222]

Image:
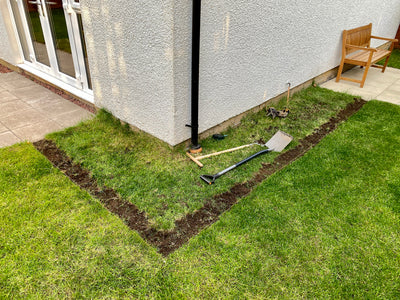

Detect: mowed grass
[0, 101, 400, 299]
[160, 101, 400, 298]
[0, 143, 160, 298]
[377, 48, 400, 69]
[1, 100, 400, 298]
[48, 86, 356, 230]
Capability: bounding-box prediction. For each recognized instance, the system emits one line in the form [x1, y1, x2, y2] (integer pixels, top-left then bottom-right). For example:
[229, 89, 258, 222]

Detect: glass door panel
[45, 0, 75, 77]
[23, 0, 50, 66]
[10, 0, 92, 94]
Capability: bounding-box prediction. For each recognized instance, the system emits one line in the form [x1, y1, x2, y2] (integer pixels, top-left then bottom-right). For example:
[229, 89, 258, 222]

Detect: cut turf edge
[33, 98, 366, 256]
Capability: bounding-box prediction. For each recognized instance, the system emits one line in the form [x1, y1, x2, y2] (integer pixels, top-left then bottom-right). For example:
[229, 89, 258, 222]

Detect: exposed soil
[0, 64, 13, 73]
[34, 98, 366, 256]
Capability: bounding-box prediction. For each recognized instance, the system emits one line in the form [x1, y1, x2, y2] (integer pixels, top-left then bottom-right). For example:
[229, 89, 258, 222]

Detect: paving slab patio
[0, 71, 93, 148]
[321, 66, 400, 105]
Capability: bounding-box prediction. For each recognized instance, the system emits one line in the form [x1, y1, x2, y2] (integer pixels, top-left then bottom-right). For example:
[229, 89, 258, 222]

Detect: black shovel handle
[200, 149, 273, 185]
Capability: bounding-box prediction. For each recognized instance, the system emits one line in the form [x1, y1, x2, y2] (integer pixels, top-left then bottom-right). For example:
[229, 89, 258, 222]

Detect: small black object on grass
[212, 134, 227, 140]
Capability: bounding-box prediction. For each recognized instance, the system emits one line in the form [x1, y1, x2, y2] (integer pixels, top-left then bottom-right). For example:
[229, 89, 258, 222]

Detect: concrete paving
[0, 72, 93, 148]
[321, 66, 400, 105]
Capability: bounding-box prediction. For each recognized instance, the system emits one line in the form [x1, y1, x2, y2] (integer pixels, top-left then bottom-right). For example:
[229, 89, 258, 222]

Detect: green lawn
[1, 99, 399, 298]
[0, 143, 160, 298]
[48, 86, 356, 230]
[377, 48, 400, 69]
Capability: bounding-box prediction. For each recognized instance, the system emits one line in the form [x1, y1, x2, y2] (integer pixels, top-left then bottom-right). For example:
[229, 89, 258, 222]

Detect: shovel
[200, 130, 293, 185]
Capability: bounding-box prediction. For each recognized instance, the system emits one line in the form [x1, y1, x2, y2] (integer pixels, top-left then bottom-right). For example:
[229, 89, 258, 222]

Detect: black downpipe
[189, 0, 202, 152]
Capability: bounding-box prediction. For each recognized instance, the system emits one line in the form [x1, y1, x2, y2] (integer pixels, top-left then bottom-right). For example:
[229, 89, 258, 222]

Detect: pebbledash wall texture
[1, 0, 399, 145]
[0, 0, 20, 65]
[80, 0, 400, 145]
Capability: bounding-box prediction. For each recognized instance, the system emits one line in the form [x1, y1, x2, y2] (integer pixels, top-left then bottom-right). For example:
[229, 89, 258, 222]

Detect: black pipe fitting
[190, 0, 202, 152]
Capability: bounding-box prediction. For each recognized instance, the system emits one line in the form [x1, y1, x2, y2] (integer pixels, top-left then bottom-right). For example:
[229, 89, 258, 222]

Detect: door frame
[7, 0, 93, 102]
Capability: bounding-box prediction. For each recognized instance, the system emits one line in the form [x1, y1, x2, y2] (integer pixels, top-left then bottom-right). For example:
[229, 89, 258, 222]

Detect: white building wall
[82, 0, 399, 145]
[80, 0, 177, 144]
[191, 0, 400, 144]
[0, 0, 22, 65]
[1, 1, 399, 145]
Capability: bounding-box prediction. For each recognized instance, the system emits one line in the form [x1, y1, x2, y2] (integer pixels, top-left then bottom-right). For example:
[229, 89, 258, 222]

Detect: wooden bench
[336, 23, 398, 88]
[395, 25, 400, 49]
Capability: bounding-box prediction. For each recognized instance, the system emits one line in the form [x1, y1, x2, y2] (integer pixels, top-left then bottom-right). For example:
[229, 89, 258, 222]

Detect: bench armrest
[345, 44, 377, 52]
[371, 35, 398, 43]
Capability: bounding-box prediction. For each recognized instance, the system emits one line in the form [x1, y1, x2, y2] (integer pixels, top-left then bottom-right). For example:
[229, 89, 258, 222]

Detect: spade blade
[265, 130, 293, 152]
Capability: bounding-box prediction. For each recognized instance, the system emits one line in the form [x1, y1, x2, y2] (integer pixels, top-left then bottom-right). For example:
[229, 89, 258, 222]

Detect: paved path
[0, 72, 93, 148]
[321, 66, 400, 105]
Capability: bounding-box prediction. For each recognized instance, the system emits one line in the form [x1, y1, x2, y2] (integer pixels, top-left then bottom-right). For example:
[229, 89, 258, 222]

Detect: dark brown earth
[0, 65, 13, 73]
[34, 98, 366, 256]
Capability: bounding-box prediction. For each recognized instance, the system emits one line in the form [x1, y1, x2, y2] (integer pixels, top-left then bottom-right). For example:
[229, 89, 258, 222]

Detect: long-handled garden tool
[186, 142, 258, 168]
[200, 130, 293, 185]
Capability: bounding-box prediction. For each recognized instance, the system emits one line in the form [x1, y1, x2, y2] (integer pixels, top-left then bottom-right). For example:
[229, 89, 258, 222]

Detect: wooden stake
[186, 152, 204, 168]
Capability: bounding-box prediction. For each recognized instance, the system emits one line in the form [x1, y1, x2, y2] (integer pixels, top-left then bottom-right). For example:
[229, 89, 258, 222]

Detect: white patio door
[8, 0, 92, 96]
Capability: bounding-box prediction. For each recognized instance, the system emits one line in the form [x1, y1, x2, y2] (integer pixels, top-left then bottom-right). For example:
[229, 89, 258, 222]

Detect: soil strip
[0, 64, 13, 73]
[34, 98, 366, 256]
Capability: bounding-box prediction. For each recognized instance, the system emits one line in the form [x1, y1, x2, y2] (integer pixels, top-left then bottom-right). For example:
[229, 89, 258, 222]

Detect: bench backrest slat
[343, 23, 372, 54]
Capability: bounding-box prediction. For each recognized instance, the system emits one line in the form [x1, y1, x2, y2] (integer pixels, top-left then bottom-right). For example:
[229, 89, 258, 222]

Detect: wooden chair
[336, 23, 398, 88]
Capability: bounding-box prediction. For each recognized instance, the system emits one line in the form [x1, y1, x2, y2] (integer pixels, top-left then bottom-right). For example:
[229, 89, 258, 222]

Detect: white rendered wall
[0, 0, 22, 65]
[193, 0, 400, 143]
[81, 0, 400, 145]
[80, 0, 177, 144]
[1, 1, 397, 145]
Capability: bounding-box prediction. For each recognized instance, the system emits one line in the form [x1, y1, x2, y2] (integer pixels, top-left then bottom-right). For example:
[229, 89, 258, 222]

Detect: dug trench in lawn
[33, 98, 366, 256]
